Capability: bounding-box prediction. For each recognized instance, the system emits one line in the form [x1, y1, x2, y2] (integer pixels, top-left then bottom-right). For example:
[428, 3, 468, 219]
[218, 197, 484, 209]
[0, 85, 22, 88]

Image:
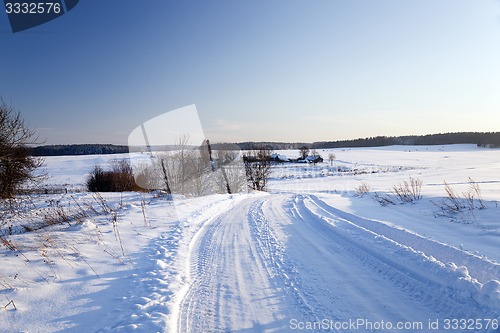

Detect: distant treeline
[311, 132, 500, 149]
[222, 142, 310, 151]
[30, 132, 500, 156]
[31, 144, 129, 156]
[231, 132, 500, 151]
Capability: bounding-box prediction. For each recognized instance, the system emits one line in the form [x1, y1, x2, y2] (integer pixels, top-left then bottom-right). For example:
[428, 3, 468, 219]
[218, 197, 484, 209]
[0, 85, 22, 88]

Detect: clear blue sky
[1, 0, 500, 144]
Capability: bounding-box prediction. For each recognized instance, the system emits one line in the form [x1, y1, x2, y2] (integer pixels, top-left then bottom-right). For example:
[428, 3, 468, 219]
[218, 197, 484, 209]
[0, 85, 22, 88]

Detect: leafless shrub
[110, 159, 138, 192]
[86, 159, 140, 192]
[373, 192, 396, 206]
[29, 195, 91, 230]
[355, 182, 371, 197]
[2, 192, 125, 235]
[86, 165, 113, 192]
[439, 179, 485, 213]
[433, 179, 487, 223]
[441, 181, 464, 213]
[392, 176, 423, 203]
[464, 177, 486, 210]
[0, 192, 136, 291]
[38, 201, 71, 226]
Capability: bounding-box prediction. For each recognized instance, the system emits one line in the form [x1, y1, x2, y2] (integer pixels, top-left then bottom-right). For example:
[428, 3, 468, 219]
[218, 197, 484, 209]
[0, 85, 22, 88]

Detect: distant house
[305, 155, 323, 163]
[269, 152, 323, 164]
[271, 153, 290, 162]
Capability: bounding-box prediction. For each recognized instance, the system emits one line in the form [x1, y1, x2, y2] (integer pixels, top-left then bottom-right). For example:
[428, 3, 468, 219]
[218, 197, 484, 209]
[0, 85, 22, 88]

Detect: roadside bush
[373, 192, 396, 206]
[464, 177, 486, 210]
[392, 176, 423, 203]
[86, 166, 113, 192]
[441, 181, 463, 213]
[354, 182, 371, 197]
[434, 178, 486, 216]
[370, 176, 423, 207]
[86, 159, 138, 192]
[110, 159, 137, 192]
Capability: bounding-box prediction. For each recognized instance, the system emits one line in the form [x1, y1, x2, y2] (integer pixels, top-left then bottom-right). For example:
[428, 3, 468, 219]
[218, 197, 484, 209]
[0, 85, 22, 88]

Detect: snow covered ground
[1, 144, 499, 332]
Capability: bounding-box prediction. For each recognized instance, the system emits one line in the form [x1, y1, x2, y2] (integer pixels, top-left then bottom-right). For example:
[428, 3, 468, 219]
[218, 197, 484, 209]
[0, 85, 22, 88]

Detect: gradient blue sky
[1, 0, 500, 144]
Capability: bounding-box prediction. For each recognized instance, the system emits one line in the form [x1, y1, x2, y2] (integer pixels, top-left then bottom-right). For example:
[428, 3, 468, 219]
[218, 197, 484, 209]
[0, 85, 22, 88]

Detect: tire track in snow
[293, 194, 499, 326]
[248, 198, 332, 325]
[277, 194, 446, 330]
[176, 195, 298, 333]
[170, 195, 246, 333]
[175, 193, 499, 333]
[307, 194, 500, 285]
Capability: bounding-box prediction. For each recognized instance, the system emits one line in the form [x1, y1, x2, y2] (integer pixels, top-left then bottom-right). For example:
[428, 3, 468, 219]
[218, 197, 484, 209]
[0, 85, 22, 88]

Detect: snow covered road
[176, 195, 296, 333]
[173, 193, 500, 333]
[3, 146, 500, 332]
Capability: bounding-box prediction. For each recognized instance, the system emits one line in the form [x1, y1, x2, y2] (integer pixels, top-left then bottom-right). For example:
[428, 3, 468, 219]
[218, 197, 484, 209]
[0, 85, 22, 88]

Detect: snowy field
[1, 144, 500, 333]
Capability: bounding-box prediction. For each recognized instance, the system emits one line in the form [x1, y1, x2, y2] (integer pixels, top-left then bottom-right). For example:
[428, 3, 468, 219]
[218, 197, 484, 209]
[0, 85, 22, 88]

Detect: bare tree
[174, 134, 192, 195]
[144, 134, 212, 197]
[0, 100, 44, 199]
[189, 152, 212, 197]
[243, 147, 272, 191]
[214, 149, 246, 194]
[328, 153, 336, 166]
[299, 146, 310, 160]
[132, 137, 247, 196]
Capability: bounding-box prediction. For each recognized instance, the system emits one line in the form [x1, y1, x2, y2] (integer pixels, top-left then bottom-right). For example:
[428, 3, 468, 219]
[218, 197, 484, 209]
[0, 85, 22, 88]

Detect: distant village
[271, 147, 324, 164]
